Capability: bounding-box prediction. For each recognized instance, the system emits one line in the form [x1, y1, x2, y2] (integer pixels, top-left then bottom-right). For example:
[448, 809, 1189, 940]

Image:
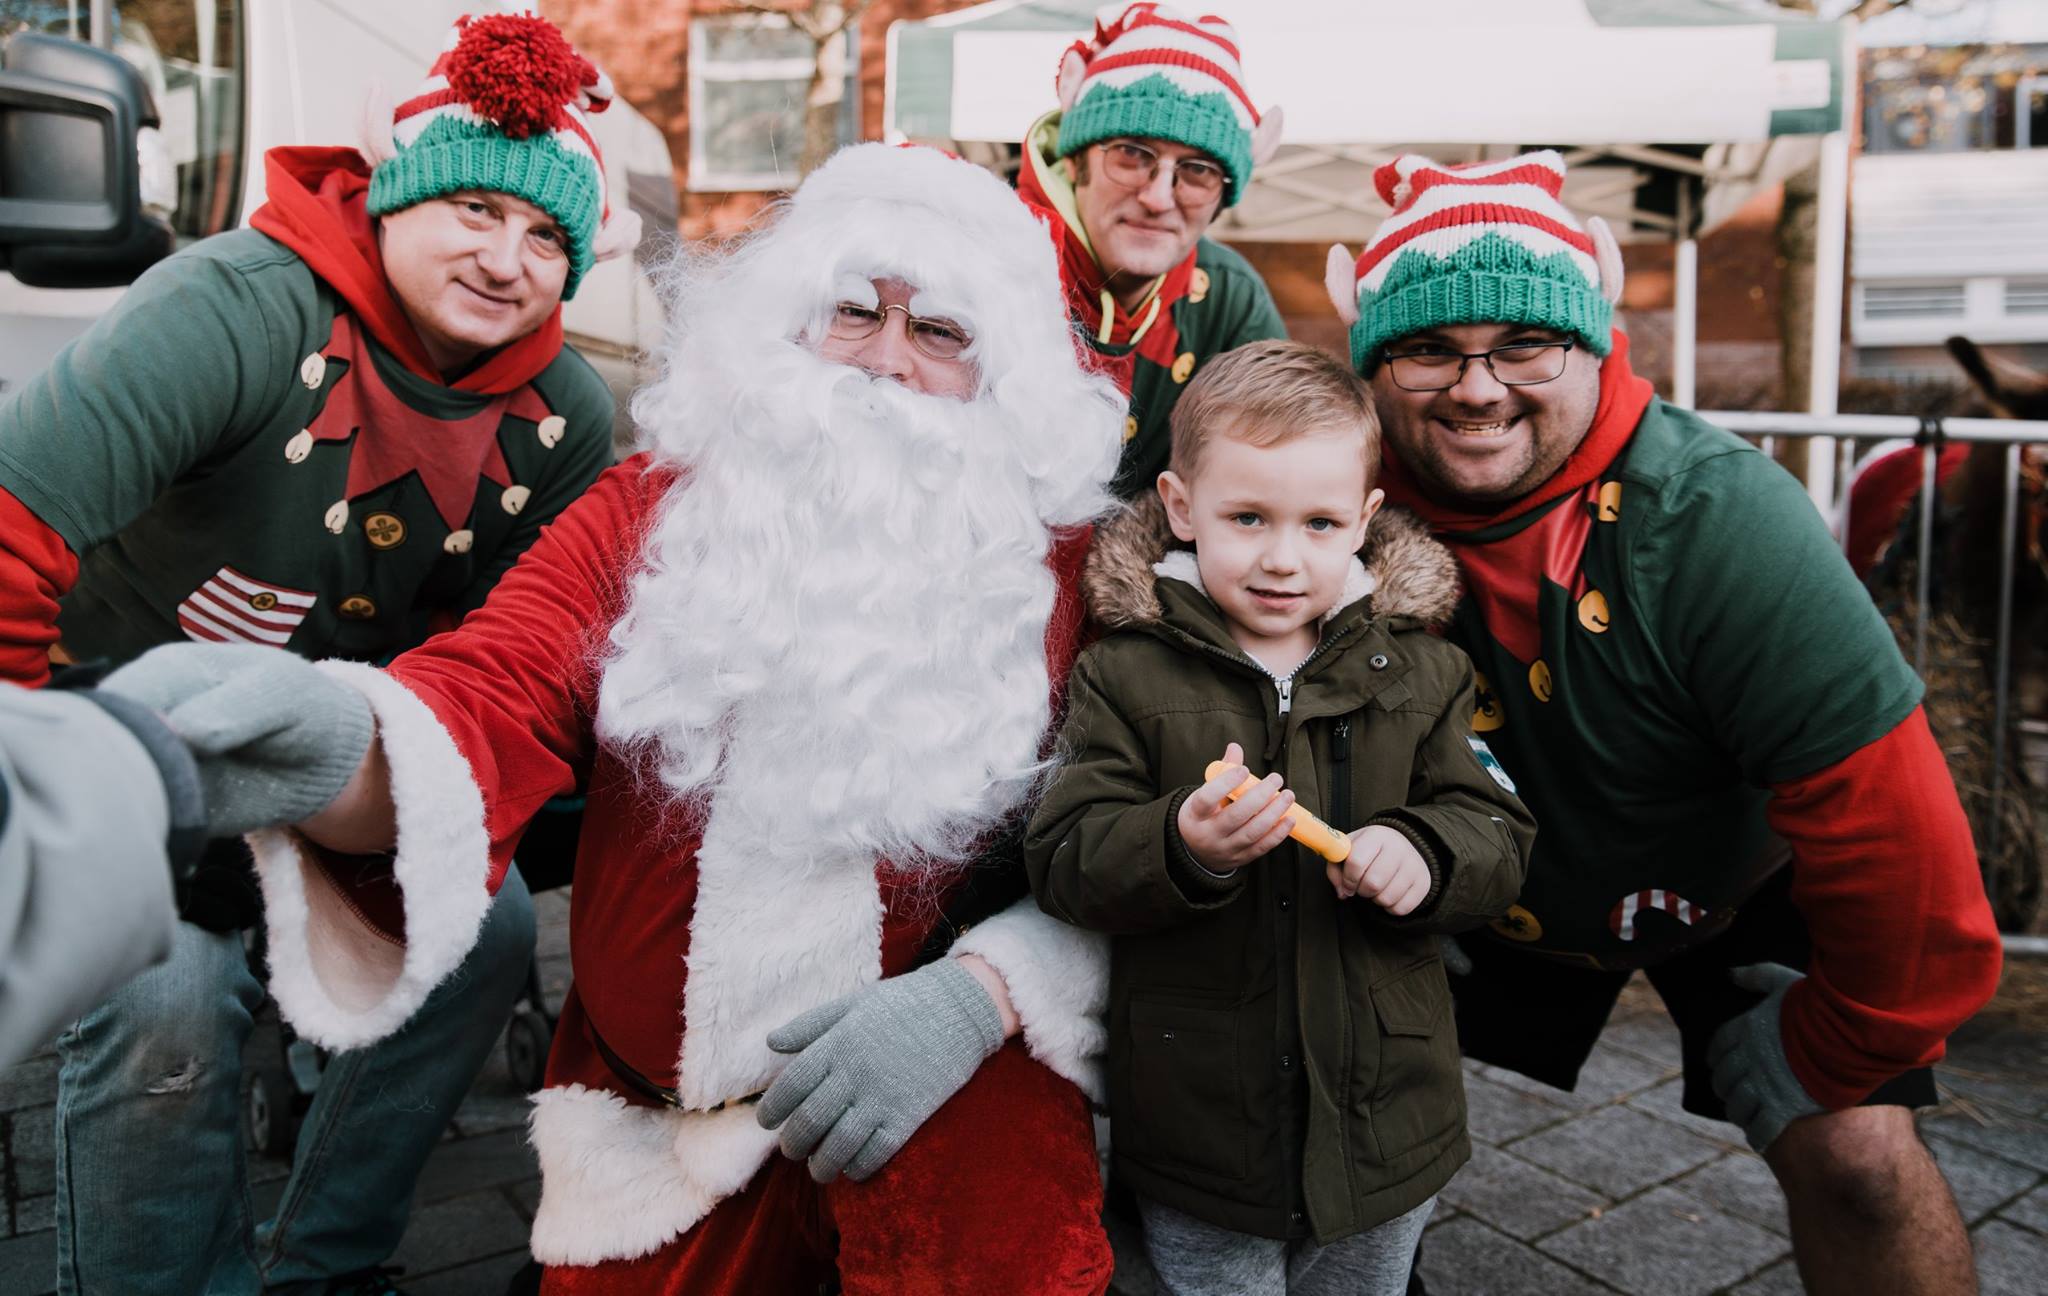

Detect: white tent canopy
[886, 0, 1860, 495]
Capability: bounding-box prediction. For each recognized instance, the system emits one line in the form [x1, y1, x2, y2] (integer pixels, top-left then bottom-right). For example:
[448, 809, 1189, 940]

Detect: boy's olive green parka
[1026, 496, 1536, 1244]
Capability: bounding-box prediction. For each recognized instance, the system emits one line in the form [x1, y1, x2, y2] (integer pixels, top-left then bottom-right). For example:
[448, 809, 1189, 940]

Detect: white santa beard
[598, 354, 1059, 875]
[597, 355, 1065, 1106]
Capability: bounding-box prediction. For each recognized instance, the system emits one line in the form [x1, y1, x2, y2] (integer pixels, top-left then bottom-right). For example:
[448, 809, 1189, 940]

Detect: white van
[0, 0, 673, 437]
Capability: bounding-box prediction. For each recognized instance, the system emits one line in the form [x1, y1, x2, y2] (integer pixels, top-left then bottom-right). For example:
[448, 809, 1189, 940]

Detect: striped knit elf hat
[365, 11, 637, 299]
[1055, 3, 1283, 207]
[1325, 150, 1625, 371]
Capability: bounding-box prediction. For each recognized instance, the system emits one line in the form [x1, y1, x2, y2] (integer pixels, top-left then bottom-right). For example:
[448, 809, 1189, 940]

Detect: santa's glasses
[826, 302, 973, 361]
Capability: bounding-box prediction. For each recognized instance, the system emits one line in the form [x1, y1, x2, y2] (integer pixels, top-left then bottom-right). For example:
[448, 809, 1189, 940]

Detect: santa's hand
[1708, 963, 1827, 1153]
[756, 957, 1005, 1183]
[100, 644, 373, 837]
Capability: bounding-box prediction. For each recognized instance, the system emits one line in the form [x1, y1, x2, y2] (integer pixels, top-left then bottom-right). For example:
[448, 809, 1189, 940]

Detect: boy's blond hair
[1168, 339, 1380, 487]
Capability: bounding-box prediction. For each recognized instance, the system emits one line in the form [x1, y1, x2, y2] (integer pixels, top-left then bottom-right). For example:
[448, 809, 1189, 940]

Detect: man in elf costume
[1019, 2, 1287, 498]
[1325, 150, 2003, 1294]
[0, 14, 636, 1294]
[94, 143, 1126, 1295]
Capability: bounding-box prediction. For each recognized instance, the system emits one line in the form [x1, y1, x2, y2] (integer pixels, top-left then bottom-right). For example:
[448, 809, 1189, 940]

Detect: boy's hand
[1177, 742, 1296, 874]
[1331, 825, 1432, 915]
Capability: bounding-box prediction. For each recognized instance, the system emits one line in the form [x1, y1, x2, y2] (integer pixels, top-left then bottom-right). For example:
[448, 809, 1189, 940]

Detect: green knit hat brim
[1057, 74, 1253, 208]
[1350, 233, 1614, 371]
[368, 117, 601, 299]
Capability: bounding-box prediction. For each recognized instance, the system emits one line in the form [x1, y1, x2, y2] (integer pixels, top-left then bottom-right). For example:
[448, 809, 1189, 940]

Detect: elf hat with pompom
[1323, 150, 1625, 371]
[365, 11, 640, 299]
[1054, 3, 1283, 208]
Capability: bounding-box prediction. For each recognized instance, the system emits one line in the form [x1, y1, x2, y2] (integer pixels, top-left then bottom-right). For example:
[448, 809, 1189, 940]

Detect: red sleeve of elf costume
[386, 456, 669, 887]
[1766, 705, 2003, 1109]
[0, 487, 79, 687]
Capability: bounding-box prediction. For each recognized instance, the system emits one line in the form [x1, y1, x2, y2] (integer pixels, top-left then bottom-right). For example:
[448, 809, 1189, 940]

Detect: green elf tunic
[0, 150, 612, 681]
[1388, 341, 2004, 1107]
[1017, 111, 1285, 500]
[1413, 357, 1922, 970]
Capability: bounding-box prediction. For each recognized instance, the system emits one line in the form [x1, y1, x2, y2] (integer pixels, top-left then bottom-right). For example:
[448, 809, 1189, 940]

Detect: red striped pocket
[177, 566, 318, 647]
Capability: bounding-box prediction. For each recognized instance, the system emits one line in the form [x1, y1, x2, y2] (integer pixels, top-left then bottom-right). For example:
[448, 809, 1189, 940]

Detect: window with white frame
[688, 13, 858, 192]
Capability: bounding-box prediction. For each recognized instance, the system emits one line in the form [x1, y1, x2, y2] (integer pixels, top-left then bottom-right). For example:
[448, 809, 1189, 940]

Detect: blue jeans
[52, 868, 536, 1295]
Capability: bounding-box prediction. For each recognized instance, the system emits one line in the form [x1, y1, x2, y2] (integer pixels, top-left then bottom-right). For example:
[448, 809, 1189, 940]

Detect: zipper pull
[1332, 718, 1351, 767]
[1276, 677, 1293, 715]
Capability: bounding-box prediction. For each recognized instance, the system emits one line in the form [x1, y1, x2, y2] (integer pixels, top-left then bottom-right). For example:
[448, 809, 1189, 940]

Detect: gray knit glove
[757, 957, 1005, 1182]
[100, 644, 373, 838]
[1708, 963, 1827, 1153]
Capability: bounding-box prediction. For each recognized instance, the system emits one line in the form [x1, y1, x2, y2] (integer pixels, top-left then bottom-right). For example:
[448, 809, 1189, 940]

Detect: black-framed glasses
[1383, 339, 1576, 392]
[1094, 140, 1230, 204]
[826, 302, 974, 361]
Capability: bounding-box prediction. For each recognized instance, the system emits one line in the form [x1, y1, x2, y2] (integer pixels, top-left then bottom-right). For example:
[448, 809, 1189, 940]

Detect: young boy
[1026, 339, 1535, 1294]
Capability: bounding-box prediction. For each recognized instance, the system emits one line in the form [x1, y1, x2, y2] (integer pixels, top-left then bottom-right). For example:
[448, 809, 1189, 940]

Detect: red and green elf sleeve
[1767, 706, 2003, 1108]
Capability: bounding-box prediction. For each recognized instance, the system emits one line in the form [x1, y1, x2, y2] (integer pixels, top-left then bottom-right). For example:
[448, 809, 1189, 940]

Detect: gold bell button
[1577, 589, 1611, 634]
[1170, 352, 1196, 384]
[1122, 416, 1139, 443]
[537, 415, 566, 449]
[501, 485, 532, 516]
[443, 529, 474, 555]
[284, 430, 314, 464]
[1595, 481, 1623, 522]
[1528, 659, 1554, 703]
[323, 500, 349, 535]
[1490, 904, 1544, 943]
[1188, 267, 1210, 304]
[338, 594, 377, 620]
[300, 354, 327, 389]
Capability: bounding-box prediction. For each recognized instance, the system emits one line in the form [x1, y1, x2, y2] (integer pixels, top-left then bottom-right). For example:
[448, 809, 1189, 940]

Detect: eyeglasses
[825, 302, 974, 361]
[1382, 340, 1576, 392]
[1093, 140, 1230, 205]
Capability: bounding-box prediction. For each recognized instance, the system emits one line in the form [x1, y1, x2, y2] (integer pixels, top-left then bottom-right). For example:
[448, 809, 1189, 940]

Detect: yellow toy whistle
[1204, 760, 1352, 864]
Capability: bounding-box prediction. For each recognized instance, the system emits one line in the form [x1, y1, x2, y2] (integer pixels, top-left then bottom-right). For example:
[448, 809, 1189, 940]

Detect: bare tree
[735, 0, 875, 178]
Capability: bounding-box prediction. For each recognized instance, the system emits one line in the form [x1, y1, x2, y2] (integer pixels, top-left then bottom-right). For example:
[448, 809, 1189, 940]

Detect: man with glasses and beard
[1018, 3, 1287, 498]
[1327, 150, 2002, 1296]
[87, 143, 1128, 1296]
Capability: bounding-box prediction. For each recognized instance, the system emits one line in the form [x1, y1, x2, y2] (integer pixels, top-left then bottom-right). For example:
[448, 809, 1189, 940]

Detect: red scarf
[1380, 331, 1655, 534]
[248, 147, 564, 395]
[1015, 153, 1193, 372]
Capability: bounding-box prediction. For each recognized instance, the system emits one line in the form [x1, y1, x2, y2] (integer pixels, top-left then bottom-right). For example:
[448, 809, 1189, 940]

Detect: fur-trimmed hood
[1081, 492, 1461, 632]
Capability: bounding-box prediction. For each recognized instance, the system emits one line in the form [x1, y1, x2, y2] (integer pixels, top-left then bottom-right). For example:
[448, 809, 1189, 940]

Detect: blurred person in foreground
[0, 13, 633, 1293]
[1327, 149, 2002, 1296]
[98, 142, 1129, 1295]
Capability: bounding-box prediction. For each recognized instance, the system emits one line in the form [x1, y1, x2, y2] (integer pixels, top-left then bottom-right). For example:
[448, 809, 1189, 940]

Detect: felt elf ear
[1586, 215, 1625, 305]
[1056, 48, 1089, 112]
[591, 209, 644, 264]
[1325, 244, 1359, 326]
[358, 80, 397, 166]
[1251, 105, 1284, 167]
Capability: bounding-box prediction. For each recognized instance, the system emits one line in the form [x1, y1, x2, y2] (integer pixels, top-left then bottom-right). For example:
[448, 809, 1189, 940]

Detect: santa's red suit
[243, 145, 1127, 1294]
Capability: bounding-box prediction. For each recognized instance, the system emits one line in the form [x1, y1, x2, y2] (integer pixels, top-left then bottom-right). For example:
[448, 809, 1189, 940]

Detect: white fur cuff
[527, 1084, 780, 1265]
[247, 660, 493, 1051]
[949, 898, 1108, 1104]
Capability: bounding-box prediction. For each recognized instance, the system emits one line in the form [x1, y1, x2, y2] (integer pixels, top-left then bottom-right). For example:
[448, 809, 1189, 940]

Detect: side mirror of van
[0, 32, 174, 288]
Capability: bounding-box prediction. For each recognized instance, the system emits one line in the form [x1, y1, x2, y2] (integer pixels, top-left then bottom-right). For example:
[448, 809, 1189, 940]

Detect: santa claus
[98, 144, 1127, 1295]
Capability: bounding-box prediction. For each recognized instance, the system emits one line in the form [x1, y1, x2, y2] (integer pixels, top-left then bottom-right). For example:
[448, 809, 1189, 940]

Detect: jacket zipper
[1330, 717, 1353, 829]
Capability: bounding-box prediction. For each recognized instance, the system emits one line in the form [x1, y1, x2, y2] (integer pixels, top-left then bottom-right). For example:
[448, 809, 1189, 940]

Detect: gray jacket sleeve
[0, 686, 186, 1066]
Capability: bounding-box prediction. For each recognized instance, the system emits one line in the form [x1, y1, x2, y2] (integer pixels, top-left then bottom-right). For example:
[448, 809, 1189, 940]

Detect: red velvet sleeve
[384, 456, 670, 888]
[0, 487, 79, 687]
[1766, 705, 2004, 1108]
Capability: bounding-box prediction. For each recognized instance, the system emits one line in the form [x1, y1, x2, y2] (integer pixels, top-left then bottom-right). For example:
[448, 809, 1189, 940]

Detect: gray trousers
[1139, 1194, 1436, 1296]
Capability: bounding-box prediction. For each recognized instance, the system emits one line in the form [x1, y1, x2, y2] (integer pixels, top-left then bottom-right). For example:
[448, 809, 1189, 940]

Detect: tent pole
[1673, 238, 1697, 409]
[1674, 179, 1698, 410]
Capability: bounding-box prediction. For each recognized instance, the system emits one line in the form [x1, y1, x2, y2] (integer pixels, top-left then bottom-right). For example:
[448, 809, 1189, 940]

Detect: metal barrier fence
[1703, 411, 2048, 909]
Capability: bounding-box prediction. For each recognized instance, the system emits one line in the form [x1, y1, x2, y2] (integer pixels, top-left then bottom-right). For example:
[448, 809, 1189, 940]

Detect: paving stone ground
[3, 894, 2044, 1295]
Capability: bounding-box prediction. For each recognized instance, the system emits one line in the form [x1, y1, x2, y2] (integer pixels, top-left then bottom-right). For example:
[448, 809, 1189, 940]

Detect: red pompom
[445, 13, 593, 140]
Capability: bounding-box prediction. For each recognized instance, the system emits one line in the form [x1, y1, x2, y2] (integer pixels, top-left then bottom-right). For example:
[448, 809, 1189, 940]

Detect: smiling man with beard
[1329, 150, 2002, 1296]
[93, 144, 1128, 1295]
